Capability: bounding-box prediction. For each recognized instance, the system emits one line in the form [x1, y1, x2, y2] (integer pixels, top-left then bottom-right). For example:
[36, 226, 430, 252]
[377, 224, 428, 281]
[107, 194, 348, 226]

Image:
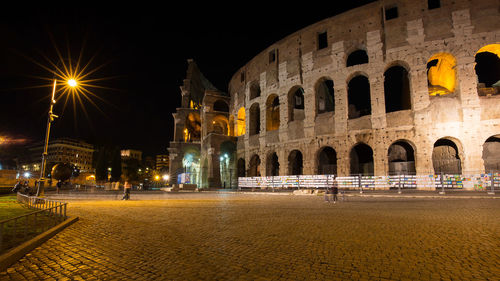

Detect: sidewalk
[44, 188, 500, 200]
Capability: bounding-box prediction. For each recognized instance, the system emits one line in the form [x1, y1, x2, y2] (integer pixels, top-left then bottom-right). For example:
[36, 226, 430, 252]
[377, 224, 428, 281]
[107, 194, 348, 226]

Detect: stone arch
[347, 74, 371, 119]
[317, 146, 337, 175]
[482, 135, 500, 173]
[236, 107, 245, 136]
[249, 81, 261, 100]
[387, 140, 416, 175]
[350, 143, 374, 175]
[237, 158, 246, 177]
[288, 150, 303, 175]
[384, 64, 411, 113]
[213, 100, 229, 112]
[249, 154, 261, 177]
[475, 44, 500, 93]
[266, 152, 280, 176]
[315, 77, 335, 115]
[184, 112, 201, 142]
[432, 138, 462, 174]
[266, 94, 280, 131]
[249, 103, 260, 135]
[427, 53, 456, 96]
[211, 115, 229, 136]
[182, 148, 201, 186]
[288, 86, 305, 122]
[219, 141, 236, 188]
[346, 49, 369, 67]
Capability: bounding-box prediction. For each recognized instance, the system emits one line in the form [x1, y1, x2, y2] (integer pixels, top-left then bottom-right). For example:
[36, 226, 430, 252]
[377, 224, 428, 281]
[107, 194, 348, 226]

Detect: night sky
[0, 2, 376, 157]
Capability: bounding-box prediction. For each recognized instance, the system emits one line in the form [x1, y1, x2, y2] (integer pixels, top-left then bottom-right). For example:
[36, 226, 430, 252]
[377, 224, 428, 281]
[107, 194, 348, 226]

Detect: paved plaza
[1, 193, 499, 280]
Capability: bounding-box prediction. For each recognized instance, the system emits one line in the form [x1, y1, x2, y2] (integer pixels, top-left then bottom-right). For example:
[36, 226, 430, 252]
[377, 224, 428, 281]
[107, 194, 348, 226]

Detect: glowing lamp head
[67, 79, 78, 87]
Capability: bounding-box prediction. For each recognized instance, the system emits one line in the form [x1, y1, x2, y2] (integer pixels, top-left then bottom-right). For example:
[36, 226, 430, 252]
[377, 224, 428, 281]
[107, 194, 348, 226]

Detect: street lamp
[37, 77, 78, 196]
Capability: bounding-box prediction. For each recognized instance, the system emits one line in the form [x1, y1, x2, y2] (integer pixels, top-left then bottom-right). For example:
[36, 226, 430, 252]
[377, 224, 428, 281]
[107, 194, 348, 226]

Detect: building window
[428, 0, 440, 9]
[318, 32, 328, 50]
[385, 5, 398, 20]
[269, 49, 276, 63]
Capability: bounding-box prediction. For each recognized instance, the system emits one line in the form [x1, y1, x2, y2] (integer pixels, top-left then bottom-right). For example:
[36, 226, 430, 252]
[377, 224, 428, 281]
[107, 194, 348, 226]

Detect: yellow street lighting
[67, 78, 77, 87]
[37, 76, 80, 196]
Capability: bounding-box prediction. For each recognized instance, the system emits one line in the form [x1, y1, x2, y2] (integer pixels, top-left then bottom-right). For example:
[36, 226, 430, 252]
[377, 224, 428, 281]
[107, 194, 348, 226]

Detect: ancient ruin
[169, 0, 500, 189]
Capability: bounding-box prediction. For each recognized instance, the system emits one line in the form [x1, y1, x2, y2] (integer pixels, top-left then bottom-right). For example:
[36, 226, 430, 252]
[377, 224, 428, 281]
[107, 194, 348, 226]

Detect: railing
[238, 173, 500, 193]
[0, 194, 68, 252]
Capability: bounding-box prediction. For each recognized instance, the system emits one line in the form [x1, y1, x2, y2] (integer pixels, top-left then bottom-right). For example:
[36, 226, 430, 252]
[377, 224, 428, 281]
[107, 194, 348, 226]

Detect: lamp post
[36, 78, 77, 196]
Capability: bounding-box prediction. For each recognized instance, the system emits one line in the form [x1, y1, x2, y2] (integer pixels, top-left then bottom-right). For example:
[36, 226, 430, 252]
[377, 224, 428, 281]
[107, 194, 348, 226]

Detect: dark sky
[0, 2, 376, 157]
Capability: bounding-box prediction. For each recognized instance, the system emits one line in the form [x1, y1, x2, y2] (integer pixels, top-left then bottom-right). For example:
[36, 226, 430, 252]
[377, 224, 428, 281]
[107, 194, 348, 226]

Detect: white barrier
[238, 173, 499, 191]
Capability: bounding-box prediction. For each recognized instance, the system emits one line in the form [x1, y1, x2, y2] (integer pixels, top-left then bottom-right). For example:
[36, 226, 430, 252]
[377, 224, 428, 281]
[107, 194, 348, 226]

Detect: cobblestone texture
[1, 194, 499, 280]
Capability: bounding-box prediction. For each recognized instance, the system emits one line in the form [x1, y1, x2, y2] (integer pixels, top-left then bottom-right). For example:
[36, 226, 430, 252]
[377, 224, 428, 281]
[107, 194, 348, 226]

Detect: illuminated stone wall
[228, 0, 500, 178]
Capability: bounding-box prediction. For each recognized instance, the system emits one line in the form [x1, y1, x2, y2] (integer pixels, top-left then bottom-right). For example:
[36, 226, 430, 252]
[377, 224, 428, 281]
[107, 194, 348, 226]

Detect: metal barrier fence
[238, 173, 499, 193]
[0, 193, 68, 252]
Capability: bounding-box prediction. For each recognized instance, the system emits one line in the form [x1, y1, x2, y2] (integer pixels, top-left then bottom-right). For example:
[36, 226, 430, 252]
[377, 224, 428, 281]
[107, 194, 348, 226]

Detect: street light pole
[37, 79, 59, 196]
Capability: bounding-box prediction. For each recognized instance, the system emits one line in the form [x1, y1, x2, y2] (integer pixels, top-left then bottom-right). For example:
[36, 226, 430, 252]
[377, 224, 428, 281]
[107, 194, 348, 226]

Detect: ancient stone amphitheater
[170, 0, 499, 189]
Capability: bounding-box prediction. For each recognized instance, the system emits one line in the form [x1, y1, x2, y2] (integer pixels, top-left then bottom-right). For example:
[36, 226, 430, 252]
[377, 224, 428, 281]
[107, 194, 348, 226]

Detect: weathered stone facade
[229, 0, 500, 178]
[171, 0, 500, 188]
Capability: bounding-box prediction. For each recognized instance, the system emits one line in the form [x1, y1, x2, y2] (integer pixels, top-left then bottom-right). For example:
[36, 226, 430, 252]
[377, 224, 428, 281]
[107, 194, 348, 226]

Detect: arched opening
[288, 150, 303, 175]
[316, 78, 335, 114]
[317, 146, 337, 175]
[219, 141, 236, 188]
[432, 138, 462, 174]
[483, 135, 500, 173]
[236, 107, 246, 136]
[427, 53, 456, 96]
[350, 143, 374, 175]
[475, 44, 500, 95]
[250, 82, 261, 99]
[210, 115, 229, 136]
[249, 154, 261, 177]
[266, 152, 279, 176]
[288, 87, 305, 122]
[266, 94, 280, 131]
[184, 113, 201, 142]
[346, 49, 368, 67]
[237, 158, 246, 177]
[384, 65, 411, 113]
[388, 141, 416, 175]
[213, 100, 229, 112]
[347, 75, 371, 119]
[249, 103, 260, 135]
[182, 150, 200, 186]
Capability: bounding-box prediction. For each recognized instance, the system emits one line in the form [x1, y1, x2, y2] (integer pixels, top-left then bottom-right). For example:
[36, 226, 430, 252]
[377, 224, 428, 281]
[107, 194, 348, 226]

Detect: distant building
[120, 149, 142, 162]
[19, 138, 94, 174]
[156, 154, 169, 172]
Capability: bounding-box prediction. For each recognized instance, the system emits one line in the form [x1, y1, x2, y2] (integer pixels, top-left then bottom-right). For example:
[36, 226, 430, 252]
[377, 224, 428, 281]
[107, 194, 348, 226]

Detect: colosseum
[169, 0, 500, 190]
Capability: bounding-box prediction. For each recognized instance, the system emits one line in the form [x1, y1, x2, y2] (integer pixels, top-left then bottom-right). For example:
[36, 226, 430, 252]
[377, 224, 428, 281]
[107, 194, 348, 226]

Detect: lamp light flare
[67, 79, 77, 87]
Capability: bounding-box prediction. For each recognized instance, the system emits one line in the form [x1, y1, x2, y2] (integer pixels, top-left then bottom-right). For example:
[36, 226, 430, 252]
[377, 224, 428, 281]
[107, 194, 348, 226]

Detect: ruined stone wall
[229, 0, 500, 177]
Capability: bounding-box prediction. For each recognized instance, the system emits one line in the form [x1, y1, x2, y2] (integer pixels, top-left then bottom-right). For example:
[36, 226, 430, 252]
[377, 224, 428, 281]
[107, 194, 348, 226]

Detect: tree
[95, 147, 107, 181]
[111, 147, 122, 182]
[122, 158, 142, 183]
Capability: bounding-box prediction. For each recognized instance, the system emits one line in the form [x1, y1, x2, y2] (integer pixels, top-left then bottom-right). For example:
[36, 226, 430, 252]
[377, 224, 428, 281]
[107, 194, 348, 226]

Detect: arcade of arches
[234, 45, 498, 139]
[242, 135, 500, 177]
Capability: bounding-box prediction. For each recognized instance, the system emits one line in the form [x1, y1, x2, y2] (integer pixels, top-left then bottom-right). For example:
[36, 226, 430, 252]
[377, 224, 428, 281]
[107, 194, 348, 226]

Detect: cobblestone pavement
[1, 194, 499, 280]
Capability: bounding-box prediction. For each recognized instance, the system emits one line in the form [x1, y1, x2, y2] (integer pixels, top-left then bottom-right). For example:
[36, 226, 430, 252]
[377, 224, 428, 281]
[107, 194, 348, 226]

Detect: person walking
[331, 177, 339, 204]
[56, 180, 62, 194]
[122, 180, 132, 200]
[12, 181, 22, 193]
